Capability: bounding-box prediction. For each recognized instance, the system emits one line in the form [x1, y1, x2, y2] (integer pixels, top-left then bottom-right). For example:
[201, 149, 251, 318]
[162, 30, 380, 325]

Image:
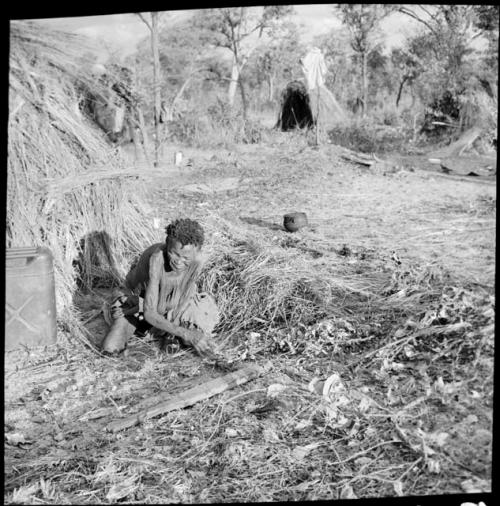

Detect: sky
[34, 5, 421, 62]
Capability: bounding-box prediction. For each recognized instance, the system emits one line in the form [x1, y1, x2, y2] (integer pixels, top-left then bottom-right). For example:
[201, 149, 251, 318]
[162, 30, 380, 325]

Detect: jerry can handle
[6, 247, 40, 261]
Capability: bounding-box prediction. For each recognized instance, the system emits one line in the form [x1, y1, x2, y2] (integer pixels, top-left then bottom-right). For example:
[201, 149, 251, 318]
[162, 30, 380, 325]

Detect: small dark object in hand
[162, 334, 182, 354]
[283, 212, 308, 232]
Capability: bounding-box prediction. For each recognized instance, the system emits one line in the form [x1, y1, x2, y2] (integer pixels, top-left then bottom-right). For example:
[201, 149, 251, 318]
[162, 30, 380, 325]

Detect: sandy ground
[142, 141, 495, 287]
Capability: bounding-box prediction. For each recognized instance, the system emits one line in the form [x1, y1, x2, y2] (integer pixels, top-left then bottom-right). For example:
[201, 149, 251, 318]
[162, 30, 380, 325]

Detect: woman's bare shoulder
[148, 244, 166, 269]
[125, 243, 164, 291]
[145, 242, 165, 256]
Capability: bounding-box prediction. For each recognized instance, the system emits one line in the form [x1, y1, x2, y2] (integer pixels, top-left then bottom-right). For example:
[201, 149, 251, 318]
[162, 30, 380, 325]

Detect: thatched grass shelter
[7, 21, 156, 338]
[276, 80, 315, 131]
[276, 80, 347, 132]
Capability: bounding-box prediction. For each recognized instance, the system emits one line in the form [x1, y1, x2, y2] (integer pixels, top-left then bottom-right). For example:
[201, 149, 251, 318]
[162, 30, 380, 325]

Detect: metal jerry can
[5, 247, 57, 351]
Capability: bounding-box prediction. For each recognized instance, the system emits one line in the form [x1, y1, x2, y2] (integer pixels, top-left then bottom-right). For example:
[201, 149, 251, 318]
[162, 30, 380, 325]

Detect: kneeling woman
[102, 218, 218, 357]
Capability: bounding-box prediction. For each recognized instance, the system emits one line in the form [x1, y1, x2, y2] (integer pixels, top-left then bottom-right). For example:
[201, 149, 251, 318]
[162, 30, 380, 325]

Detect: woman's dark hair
[165, 218, 204, 248]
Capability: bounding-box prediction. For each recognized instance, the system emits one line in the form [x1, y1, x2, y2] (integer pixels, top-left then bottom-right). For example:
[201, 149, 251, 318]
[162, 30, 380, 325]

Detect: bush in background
[327, 114, 412, 154]
[166, 95, 270, 148]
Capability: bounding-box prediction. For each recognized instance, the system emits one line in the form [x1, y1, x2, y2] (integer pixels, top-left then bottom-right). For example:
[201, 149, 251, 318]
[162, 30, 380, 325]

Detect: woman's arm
[142, 251, 188, 338]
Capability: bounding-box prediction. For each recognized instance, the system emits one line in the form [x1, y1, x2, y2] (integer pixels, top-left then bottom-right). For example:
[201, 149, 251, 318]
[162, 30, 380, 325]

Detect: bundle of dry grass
[189, 213, 493, 370]
[197, 215, 387, 348]
[7, 21, 156, 334]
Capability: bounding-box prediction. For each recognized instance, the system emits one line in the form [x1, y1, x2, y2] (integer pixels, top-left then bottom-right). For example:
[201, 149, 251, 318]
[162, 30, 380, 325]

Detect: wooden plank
[106, 361, 273, 433]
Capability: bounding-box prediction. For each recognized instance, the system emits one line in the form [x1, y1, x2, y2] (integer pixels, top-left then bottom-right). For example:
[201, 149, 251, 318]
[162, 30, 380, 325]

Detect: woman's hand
[111, 295, 140, 319]
[183, 328, 215, 357]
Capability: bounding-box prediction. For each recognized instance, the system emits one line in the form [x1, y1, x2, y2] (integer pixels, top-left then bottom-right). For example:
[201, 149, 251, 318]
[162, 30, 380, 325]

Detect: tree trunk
[228, 59, 239, 107]
[268, 74, 274, 102]
[130, 58, 151, 165]
[410, 85, 416, 109]
[137, 109, 151, 165]
[315, 85, 320, 146]
[151, 12, 162, 166]
[238, 76, 248, 122]
[362, 50, 368, 117]
[169, 75, 195, 121]
[396, 76, 409, 108]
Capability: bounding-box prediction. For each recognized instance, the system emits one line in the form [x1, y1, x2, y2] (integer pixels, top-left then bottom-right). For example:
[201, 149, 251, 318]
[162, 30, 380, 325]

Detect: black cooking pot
[283, 212, 308, 232]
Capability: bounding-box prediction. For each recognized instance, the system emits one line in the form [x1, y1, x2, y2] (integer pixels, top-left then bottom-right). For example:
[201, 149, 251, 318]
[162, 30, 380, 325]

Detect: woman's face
[166, 237, 199, 273]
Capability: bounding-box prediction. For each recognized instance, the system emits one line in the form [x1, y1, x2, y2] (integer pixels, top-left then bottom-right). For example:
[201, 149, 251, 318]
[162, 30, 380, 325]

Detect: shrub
[420, 90, 461, 140]
[328, 118, 410, 154]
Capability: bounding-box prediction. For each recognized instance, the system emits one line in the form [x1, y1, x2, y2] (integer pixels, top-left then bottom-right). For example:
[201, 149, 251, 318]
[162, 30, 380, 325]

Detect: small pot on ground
[283, 212, 308, 232]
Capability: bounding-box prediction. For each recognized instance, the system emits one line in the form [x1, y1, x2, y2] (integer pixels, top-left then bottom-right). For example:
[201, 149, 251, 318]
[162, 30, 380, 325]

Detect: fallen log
[339, 148, 376, 167]
[429, 126, 483, 158]
[434, 154, 497, 177]
[339, 148, 395, 174]
[106, 361, 273, 433]
[424, 171, 495, 185]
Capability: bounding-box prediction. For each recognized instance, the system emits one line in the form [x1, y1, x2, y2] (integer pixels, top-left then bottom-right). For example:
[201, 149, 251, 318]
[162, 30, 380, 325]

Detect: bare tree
[397, 5, 486, 41]
[333, 4, 394, 117]
[193, 6, 293, 121]
[397, 5, 495, 78]
[391, 48, 422, 108]
[138, 12, 162, 166]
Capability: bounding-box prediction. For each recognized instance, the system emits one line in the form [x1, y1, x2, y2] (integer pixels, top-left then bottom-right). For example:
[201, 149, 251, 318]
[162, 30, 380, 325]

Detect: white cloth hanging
[301, 47, 327, 91]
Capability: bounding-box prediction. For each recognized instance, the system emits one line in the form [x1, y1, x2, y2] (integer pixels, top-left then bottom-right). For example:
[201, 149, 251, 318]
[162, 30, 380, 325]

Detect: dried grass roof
[8, 20, 155, 329]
